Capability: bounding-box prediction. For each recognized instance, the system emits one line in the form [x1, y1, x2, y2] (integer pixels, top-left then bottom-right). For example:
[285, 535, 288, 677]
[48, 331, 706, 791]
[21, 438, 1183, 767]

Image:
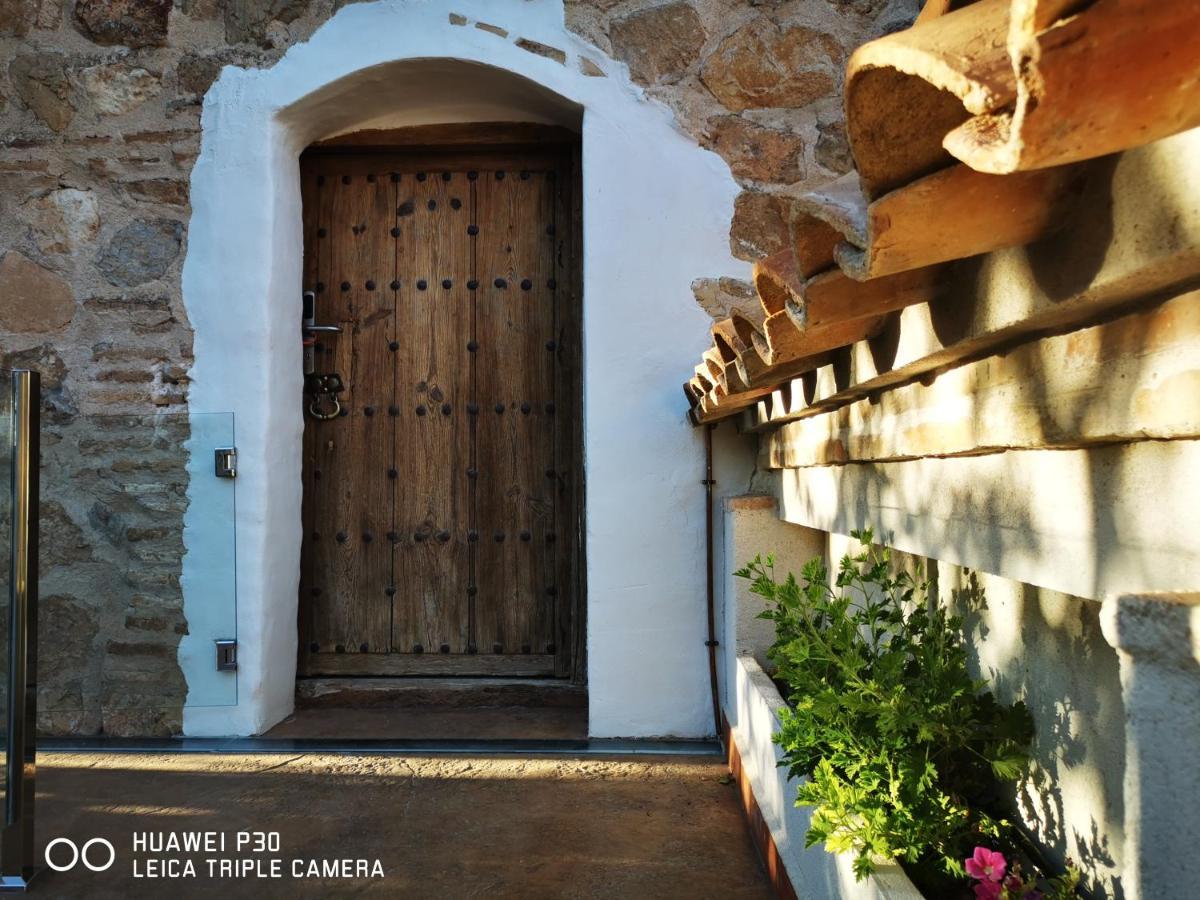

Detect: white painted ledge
[728, 653, 924, 900]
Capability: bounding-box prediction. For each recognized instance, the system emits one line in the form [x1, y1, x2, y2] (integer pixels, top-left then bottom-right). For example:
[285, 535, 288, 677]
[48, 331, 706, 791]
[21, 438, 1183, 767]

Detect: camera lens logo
[45, 837, 116, 873]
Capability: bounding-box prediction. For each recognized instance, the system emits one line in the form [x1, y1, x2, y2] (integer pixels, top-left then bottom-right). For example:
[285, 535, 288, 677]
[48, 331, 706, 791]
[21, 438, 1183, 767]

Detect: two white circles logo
[45, 837, 116, 872]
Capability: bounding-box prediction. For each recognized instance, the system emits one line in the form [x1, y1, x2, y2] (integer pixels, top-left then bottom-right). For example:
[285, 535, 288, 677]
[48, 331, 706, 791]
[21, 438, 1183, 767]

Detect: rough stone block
[37, 593, 100, 729]
[78, 63, 160, 116]
[0, 0, 34, 36]
[704, 115, 806, 183]
[729, 190, 793, 261]
[123, 178, 189, 206]
[609, 1, 706, 84]
[224, 0, 309, 45]
[815, 119, 852, 174]
[9, 52, 74, 132]
[0, 251, 74, 332]
[22, 187, 101, 255]
[40, 501, 95, 568]
[701, 17, 839, 111]
[95, 218, 183, 287]
[176, 53, 223, 97]
[73, 0, 171, 48]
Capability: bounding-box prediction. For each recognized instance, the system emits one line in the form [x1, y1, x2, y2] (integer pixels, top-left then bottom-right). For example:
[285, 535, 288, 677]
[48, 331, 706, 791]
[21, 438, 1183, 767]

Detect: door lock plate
[215, 639, 238, 671]
[214, 447, 237, 479]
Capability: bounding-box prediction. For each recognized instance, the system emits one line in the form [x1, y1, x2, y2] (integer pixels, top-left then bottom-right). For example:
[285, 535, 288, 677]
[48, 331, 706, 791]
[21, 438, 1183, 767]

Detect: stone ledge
[1101, 592, 1200, 668]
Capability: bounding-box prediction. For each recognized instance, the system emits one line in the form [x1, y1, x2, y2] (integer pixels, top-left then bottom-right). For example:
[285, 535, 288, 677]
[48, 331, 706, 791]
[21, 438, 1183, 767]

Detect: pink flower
[973, 882, 1002, 900]
[966, 847, 1008, 883]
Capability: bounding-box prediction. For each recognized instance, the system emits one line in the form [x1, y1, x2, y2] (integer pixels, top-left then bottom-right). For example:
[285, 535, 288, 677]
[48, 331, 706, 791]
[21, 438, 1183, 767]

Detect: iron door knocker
[306, 372, 344, 420]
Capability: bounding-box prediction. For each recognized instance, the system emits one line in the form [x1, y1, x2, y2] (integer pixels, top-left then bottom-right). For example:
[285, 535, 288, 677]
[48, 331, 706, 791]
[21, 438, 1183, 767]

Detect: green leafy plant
[736, 530, 1034, 882]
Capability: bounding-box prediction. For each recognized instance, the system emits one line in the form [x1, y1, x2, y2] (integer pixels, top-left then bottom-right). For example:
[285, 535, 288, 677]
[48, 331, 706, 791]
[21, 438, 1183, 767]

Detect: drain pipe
[703, 424, 722, 744]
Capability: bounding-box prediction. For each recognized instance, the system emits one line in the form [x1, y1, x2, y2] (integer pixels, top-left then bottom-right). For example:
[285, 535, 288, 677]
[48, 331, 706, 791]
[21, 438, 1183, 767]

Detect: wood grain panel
[304, 652, 555, 677]
[475, 168, 557, 655]
[302, 168, 357, 665]
[329, 171, 394, 653]
[300, 144, 582, 680]
[555, 148, 584, 680]
[391, 169, 473, 654]
[298, 165, 321, 658]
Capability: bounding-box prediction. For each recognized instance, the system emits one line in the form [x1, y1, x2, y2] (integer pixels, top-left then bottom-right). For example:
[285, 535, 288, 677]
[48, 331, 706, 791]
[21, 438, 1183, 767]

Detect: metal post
[1, 370, 38, 890]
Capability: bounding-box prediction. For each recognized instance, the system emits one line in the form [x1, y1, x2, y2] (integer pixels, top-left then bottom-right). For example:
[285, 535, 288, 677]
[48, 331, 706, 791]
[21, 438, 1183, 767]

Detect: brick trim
[724, 717, 799, 900]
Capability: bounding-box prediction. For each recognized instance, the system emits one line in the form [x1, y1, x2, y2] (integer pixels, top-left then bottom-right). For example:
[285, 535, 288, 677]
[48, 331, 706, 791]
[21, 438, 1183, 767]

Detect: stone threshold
[38, 736, 720, 757]
[296, 676, 587, 709]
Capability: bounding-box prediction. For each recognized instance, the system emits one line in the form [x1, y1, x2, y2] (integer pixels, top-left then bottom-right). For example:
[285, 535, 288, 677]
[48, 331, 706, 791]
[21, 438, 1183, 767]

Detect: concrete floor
[263, 705, 590, 740]
[30, 751, 772, 899]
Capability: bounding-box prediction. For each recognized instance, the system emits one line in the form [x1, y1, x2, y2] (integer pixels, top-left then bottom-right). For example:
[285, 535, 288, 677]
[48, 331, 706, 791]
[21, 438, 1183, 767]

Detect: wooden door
[298, 135, 582, 680]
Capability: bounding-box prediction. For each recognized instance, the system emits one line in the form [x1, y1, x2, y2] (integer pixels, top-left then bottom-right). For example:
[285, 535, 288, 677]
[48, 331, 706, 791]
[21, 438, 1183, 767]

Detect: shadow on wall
[786, 129, 1200, 900]
[932, 564, 1126, 899]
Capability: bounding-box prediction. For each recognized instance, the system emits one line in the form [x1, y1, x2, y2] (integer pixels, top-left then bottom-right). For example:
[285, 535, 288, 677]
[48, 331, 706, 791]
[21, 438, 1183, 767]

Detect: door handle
[304, 324, 342, 334]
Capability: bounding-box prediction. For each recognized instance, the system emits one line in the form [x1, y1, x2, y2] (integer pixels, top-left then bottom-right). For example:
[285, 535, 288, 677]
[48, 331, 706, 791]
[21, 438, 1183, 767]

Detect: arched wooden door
[297, 126, 583, 681]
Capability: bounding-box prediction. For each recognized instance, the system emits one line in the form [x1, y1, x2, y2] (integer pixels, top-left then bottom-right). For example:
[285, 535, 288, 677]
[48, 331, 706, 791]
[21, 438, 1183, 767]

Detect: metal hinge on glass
[214, 447, 237, 479]
[215, 639, 238, 671]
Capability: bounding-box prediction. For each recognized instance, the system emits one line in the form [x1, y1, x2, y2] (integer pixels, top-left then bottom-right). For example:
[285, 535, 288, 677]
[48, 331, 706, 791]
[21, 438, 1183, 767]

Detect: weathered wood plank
[555, 147, 584, 680]
[303, 169, 395, 656]
[391, 168, 474, 654]
[302, 168, 345, 666]
[475, 167, 557, 656]
[298, 163, 321, 661]
[793, 265, 942, 331]
[753, 309, 885, 367]
[765, 289, 1200, 467]
[311, 122, 579, 150]
[305, 651, 556, 677]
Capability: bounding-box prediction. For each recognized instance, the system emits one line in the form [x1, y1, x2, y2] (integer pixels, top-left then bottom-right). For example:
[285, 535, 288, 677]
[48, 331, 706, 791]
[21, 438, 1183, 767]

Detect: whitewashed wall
[180, 0, 754, 737]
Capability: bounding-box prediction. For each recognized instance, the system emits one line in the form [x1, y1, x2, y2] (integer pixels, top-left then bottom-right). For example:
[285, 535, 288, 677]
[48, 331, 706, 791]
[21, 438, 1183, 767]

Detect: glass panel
[39, 412, 237, 729]
[179, 412, 238, 707]
[0, 370, 12, 816]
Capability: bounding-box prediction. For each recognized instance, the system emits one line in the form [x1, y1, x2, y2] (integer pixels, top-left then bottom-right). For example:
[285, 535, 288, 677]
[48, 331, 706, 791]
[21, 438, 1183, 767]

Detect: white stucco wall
[179, 0, 750, 736]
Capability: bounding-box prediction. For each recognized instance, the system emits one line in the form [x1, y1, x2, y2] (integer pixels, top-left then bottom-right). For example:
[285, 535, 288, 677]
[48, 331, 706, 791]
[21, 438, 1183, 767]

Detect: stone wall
[566, 0, 916, 312]
[0, 0, 908, 735]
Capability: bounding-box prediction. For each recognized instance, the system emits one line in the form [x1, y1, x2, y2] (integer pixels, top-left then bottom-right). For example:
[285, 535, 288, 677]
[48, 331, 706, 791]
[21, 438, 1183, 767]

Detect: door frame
[295, 122, 586, 684]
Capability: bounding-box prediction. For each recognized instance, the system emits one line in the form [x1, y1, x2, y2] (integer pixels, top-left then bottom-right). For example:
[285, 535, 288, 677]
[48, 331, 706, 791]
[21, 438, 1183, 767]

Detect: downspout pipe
[703, 424, 722, 742]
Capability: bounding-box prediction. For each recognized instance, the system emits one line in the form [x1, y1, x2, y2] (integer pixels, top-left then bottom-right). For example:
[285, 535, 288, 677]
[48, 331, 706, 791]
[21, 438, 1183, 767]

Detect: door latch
[215, 639, 238, 671]
[214, 447, 238, 479]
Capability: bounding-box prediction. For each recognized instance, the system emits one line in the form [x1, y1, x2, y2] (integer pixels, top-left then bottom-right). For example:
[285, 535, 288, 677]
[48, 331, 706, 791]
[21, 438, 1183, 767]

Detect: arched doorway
[181, 3, 746, 738]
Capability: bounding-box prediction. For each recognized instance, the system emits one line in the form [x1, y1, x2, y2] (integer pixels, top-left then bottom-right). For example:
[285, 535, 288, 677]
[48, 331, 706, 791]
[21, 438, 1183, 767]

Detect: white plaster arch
[181, 0, 748, 737]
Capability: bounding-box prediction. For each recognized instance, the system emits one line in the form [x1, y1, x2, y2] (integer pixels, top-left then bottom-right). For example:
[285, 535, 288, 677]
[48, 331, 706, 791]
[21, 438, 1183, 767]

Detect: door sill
[296, 676, 586, 709]
[301, 652, 556, 677]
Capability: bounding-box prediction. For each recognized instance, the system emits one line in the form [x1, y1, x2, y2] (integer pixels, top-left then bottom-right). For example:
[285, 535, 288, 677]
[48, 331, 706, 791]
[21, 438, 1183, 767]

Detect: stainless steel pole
[1, 370, 38, 890]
